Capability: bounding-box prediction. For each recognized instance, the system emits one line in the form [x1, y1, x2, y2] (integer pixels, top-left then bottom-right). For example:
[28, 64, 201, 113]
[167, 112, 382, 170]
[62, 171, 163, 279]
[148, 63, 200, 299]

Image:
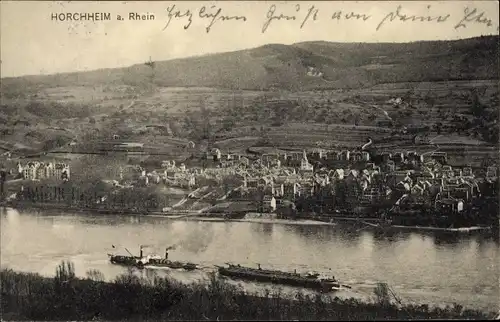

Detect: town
[2, 138, 498, 229]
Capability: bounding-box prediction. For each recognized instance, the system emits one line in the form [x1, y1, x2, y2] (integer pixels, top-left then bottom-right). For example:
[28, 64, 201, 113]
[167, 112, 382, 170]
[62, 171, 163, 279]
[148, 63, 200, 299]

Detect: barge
[216, 263, 349, 293]
[108, 245, 198, 271]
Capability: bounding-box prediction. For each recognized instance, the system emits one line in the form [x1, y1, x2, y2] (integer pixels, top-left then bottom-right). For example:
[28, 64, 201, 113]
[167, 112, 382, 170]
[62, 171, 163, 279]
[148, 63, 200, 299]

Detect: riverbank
[1, 262, 496, 321]
[4, 203, 495, 233]
[4, 204, 339, 227]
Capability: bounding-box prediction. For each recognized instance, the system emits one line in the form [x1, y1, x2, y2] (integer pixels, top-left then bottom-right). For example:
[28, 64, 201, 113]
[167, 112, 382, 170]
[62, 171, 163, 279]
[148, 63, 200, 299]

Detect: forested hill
[1, 35, 498, 93]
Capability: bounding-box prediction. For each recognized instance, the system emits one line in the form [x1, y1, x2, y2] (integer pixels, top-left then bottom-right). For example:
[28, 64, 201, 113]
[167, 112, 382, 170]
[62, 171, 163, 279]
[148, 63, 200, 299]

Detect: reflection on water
[1, 207, 499, 312]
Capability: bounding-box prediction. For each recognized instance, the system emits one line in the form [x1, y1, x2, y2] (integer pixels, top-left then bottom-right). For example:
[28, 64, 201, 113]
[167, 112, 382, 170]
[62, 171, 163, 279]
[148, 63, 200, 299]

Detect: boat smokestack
[140, 246, 143, 258]
[165, 248, 169, 260]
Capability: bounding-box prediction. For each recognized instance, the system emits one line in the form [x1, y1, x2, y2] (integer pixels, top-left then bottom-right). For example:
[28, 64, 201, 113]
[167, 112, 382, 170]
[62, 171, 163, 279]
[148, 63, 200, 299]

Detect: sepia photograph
[0, 0, 499, 320]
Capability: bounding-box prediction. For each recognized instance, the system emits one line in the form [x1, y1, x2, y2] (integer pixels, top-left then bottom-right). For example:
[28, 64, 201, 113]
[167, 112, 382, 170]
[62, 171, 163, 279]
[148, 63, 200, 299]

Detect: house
[262, 154, 280, 164]
[458, 180, 480, 198]
[300, 150, 313, 172]
[45, 163, 55, 178]
[462, 167, 474, 178]
[392, 152, 405, 164]
[138, 175, 149, 186]
[186, 174, 196, 188]
[212, 148, 222, 162]
[284, 182, 300, 197]
[442, 166, 454, 178]
[361, 185, 384, 204]
[406, 152, 424, 164]
[274, 176, 288, 185]
[486, 166, 497, 179]
[406, 151, 418, 159]
[161, 160, 174, 168]
[331, 169, 345, 180]
[411, 183, 426, 195]
[272, 184, 284, 197]
[360, 178, 369, 191]
[36, 163, 48, 180]
[435, 198, 464, 213]
[17, 162, 24, 176]
[298, 183, 314, 197]
[23, 162, 39, 180]
[366, 163, 375, 170]
[380, 152, 392, 163]
[306, 66, 323, 77]
[259, 176, 272, 187]
[382, 160, 395, 173]
[396, 181, 411, 192]
[239, 157, 250, 166]
[343, 173, 362, 208]
[311, 149, 325, 160]
[326, 151, 340, 161]
[54, 163, 70, 181]
[388, 97, 403, 105]
[246, 178, 259, 188]
[120, 165, 142, 181]
[220, 161, 232, 168]
[350, 152, 363, 162]
[147, 172, 161, 184]
[288, 152, 303, 161]
[427, 152, 447, 165]
[262, 195, 276, 212]
[442, 165, 452, 172]
[274, 159, 282, 168]
[449, 186, 471, 201]
[339, 150, 350, 161]
[345, 169, 359, 180]
[164, 170, 177, 180]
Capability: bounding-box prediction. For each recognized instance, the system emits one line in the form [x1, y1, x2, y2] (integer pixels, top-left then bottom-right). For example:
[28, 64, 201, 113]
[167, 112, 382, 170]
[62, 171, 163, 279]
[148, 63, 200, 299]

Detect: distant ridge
[1, 35, 498, 91]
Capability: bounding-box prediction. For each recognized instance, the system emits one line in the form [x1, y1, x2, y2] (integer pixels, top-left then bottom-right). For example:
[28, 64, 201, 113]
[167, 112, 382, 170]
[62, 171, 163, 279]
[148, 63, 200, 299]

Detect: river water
[1, 207, 498, 312]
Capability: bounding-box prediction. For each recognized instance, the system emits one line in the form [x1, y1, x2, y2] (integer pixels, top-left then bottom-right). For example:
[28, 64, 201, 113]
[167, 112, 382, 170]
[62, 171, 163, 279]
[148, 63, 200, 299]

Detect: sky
[1, 0, 499, 77]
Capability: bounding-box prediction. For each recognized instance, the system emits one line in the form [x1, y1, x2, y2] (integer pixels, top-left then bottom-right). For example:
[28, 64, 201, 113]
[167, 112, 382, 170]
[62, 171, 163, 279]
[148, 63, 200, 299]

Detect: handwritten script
[161, 3, 498, 33]
[164, 4, 247, 33]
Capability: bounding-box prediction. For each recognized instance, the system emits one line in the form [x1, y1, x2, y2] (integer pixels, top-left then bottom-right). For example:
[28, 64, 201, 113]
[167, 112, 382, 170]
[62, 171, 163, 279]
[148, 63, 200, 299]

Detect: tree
[435, 122, 443, 135]
[221, 117, 235, 132]
[469, 90, 485, 117]
[42, 136, 69, 151]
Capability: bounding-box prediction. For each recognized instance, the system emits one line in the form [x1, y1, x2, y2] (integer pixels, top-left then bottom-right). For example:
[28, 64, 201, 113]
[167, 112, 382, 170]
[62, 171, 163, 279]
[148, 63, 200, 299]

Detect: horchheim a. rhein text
[51, 12, 155, 21]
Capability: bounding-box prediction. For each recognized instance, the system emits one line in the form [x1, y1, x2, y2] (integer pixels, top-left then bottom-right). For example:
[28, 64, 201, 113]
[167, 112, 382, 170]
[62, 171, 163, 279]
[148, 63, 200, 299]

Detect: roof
[348, 169, 359, 177]
[396, 181, 411, 191]
[431, 152, 447, 157]
[437, 198, 462, 205]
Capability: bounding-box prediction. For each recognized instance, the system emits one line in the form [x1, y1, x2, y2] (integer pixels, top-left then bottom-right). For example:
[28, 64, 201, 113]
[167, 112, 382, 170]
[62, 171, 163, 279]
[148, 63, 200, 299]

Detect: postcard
[1, 1, 499, 321]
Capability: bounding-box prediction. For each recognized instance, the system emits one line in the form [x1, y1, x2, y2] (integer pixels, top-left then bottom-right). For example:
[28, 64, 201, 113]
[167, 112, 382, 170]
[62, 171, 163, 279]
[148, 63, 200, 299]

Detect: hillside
[0, 36, 498, 164]
[1, 36, 498, 92]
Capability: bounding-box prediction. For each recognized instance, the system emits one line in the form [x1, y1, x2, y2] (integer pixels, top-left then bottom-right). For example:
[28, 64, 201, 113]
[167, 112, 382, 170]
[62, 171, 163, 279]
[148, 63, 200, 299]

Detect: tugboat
[108, 245, 198, 271]
[216, 263, 349, 293]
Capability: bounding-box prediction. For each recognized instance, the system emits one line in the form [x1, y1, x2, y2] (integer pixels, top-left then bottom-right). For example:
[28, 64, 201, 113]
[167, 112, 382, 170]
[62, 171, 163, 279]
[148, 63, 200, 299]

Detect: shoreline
[2, 203, 494, 233]
[2, 264, 496, 321]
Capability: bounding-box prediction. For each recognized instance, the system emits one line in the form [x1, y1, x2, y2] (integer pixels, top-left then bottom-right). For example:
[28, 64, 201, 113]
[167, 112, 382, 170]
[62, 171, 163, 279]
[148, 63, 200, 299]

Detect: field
[0, 79, 497, 168]
[0, 36, 497, 169]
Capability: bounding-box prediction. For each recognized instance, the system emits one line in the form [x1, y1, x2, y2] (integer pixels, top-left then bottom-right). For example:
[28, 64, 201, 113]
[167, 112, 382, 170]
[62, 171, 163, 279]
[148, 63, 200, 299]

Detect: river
[1, 207, 498, 312]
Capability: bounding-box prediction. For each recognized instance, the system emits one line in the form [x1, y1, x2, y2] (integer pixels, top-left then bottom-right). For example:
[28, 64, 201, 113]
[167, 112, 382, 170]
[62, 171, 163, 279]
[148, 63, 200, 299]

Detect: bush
[0, 262, 495, 321]
[373, 282, 391, 307]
